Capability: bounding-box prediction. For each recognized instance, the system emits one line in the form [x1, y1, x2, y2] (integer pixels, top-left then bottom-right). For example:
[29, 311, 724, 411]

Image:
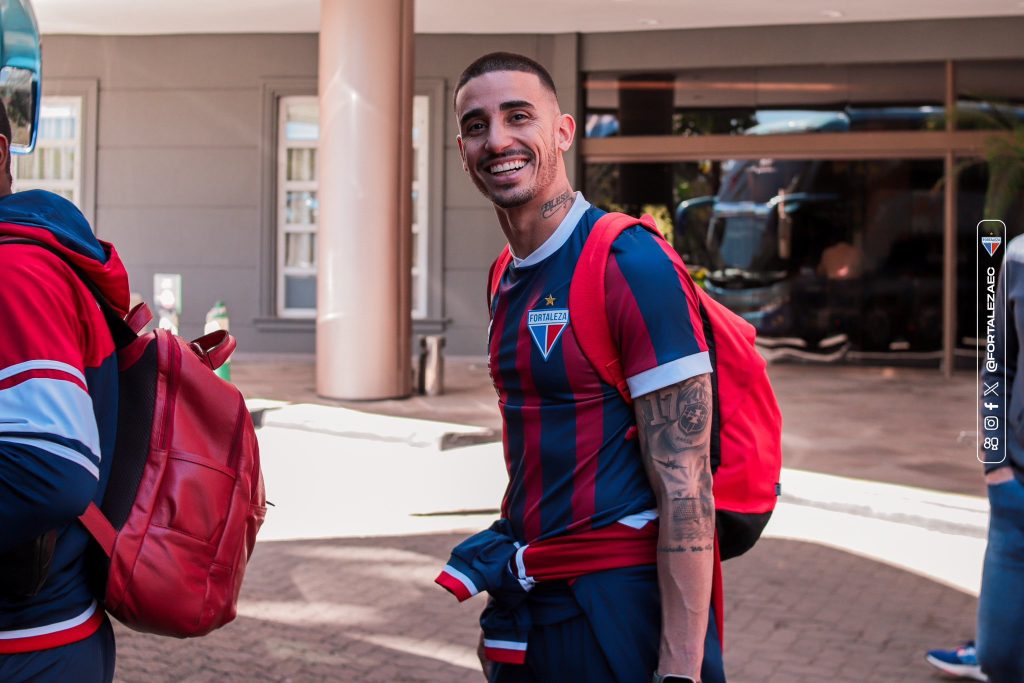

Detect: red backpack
[488, 212, 782, 559]
[4, 238, 266, 637]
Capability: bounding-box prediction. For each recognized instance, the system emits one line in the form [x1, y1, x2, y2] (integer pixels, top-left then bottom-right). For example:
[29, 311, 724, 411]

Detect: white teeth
[489, 160, 527, 174]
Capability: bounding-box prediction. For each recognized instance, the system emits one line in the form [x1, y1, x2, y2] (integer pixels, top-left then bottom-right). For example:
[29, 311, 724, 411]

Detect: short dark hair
[454, 52, 557, 109]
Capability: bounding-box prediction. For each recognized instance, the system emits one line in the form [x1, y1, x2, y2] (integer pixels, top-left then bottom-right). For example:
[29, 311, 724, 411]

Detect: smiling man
[439, 53, 725, 683]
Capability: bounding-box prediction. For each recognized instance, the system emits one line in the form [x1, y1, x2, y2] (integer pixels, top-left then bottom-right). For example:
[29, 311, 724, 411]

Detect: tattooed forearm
[635, 375, 715, 669]
[540, 190, 573, 219]
[635, 375, 715, 552]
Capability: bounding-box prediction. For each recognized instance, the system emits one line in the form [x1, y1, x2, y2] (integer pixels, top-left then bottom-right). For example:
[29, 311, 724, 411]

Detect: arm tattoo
[665, 456, 714, 542]
[658, 543, 715, 554]
[540, 191, 573, 219]
[637, 378, 711, 453]
[672, 496, 702, 535]
[652, 457, 687, 471]
[635, 375, 715, 554]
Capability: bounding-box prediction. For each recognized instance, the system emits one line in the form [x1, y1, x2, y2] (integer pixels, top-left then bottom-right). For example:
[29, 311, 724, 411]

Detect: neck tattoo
[540, 191, 573, 220]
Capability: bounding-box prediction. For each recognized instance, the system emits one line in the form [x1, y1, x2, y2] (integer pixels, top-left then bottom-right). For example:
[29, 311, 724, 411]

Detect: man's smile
[480, 151, 533, 180]
[488, 159, 528, 175]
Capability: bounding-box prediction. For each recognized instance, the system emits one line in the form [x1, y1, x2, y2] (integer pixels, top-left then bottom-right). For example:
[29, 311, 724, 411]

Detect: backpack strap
[79, 502, 116, 557]
[568, 212, 662, 407]
[487, 246, 514, 317]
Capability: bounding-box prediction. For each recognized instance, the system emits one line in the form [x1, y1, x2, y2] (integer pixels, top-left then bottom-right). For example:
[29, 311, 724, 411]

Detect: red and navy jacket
[488, 193, 711, 544]
[0, 190, 129, 653]
[436, 516, 659, 664]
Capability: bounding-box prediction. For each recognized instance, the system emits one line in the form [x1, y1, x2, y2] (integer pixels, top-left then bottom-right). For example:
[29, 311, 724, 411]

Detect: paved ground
[108, 356, 988, 682]
[112, 535, 977, 683]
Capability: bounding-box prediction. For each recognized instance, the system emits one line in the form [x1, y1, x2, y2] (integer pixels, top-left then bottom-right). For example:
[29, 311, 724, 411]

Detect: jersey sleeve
[605, 226, 712, 398]
[0, 249, 101, 552]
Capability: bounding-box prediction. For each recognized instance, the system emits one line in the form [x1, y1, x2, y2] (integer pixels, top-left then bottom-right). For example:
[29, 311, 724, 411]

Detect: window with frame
[277, 96, 319, 318]
[584, 63, 947, 138]
[12, 97, 83, 206]
[275, 94, 431, 319]
[410, 94, 430, 319]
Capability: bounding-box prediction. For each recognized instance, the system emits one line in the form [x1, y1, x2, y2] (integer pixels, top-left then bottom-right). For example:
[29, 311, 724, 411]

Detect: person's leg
[0, 616, 115, 683]
[527, 613, 619, 683]
[572, 565, 660, 683]
[580, 564, 727, 683]
[498, 567, 727, 683]
[557, 604, 728, 683]
[976, 477, 1024, 683]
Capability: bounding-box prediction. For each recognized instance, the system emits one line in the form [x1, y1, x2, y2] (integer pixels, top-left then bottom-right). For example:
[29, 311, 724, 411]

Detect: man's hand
[477, 630, 492, 681]
[634, 373, 714, 680]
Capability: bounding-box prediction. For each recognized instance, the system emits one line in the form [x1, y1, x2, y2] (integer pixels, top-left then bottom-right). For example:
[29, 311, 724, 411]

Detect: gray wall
[42, 34, 319, 352]
[37, 16, 1024, 356]
[40, 31, 580, 356]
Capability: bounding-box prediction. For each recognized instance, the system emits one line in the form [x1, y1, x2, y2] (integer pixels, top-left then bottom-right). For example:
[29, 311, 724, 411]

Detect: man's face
[455, 70, 574, 210]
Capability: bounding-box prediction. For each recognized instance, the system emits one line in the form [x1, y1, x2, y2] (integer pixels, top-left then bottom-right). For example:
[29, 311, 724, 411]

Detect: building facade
[24, 15, 1024, 374]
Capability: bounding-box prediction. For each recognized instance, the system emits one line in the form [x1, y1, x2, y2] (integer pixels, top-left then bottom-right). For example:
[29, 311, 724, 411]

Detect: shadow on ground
[113, 534, 975, 683]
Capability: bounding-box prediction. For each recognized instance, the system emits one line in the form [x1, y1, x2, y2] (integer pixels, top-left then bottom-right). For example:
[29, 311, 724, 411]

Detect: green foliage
[958, 102, 1024, 218]
[983, 127, 1024, 219]
[940, 101, 1024, 220]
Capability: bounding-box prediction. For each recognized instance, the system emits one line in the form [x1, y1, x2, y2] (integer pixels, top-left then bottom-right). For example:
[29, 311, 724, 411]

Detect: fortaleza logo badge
[527, 308, 569, 360]
[982, 235, 1002, 257]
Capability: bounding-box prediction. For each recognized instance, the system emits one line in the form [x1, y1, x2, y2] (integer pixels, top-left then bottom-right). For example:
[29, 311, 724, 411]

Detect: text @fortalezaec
[985, 266, 998, 374]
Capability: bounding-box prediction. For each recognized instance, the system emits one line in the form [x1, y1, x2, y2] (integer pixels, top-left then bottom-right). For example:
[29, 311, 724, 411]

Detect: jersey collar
[511, 192, 591, 269]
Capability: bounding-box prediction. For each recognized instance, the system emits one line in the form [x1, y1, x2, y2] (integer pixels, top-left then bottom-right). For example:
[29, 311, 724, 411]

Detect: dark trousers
[491, 565, 725, 683]
[0, 617, 115, 683]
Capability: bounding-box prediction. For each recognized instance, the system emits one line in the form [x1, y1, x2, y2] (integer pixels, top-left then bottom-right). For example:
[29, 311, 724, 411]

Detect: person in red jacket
[0, 100, 130, 682]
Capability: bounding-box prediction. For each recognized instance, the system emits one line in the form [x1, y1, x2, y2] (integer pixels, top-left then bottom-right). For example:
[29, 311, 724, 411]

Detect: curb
[779, 467, 989, 538]
[248, 401, 497, 451]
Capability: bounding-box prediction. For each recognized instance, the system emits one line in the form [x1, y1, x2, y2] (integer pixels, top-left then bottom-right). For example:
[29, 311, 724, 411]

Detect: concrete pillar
[317, 0, 413, 399]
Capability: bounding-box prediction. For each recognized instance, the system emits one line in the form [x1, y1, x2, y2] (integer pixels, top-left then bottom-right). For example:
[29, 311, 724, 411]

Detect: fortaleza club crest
[527, 303, 569, 360]
[982, 235, 1002, 257]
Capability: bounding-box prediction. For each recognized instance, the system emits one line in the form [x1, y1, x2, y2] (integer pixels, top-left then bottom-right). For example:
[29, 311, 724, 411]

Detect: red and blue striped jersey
[488, 194, 711, 544]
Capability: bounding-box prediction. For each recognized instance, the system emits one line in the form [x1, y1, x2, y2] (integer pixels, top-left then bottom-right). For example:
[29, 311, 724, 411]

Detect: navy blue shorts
[490, 565, 725, 683]
[0, 616, 115, 683]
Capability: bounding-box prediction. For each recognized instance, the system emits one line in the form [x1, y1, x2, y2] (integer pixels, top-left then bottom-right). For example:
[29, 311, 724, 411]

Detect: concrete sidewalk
[110, 355, 987, 682]
[234, 354, 984, 497]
